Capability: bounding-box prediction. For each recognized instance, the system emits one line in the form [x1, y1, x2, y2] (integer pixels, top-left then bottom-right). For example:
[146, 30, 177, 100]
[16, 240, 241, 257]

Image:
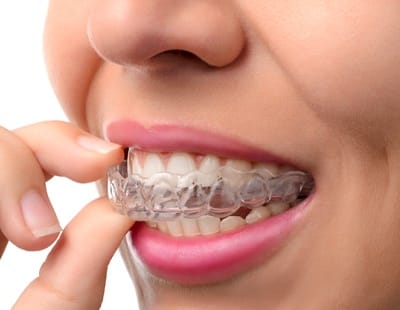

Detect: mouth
[110, 148, 313, 236]
[106, 120, 315, 284]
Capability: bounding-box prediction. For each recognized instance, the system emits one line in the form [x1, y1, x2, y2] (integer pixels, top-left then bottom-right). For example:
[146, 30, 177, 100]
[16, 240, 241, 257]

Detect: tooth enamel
[226, 159, 252, 171]
[220, 216, 246, 232]
[245, 206, 272, 224]
[157, 222, 169, 233]
[197, 215, 220, 235]
[198, 155, 219, 186]
[223, 159, 252, 188]
[253, 163, 279, 178]
[180, 218, 200, 237]
[239, 175, 269, 207]
[166, 221, 184, 237]
[278, 165, 293, 174]
[269, 201, 290, 215]
[167, 152, 196, 175]
[131, 153, 143, 175]
[147, 221, 157, 228]
[199, 155, 220, 173]
[143, 153, 165, 178]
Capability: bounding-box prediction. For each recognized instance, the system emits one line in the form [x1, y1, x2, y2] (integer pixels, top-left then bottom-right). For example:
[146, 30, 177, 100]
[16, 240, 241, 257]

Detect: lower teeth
[107, 160, 313, 222]
[148, 201, 293, 237]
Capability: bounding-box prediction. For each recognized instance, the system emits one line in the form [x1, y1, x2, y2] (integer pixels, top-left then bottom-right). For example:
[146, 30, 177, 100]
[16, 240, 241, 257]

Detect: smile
[109, 148, 314, 237]
[106, 120, 316, 284]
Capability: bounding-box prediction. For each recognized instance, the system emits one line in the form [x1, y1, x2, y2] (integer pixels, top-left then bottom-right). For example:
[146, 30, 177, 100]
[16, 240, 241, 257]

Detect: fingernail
[21, 190, 62, 238]
[77, 135, 121, 154]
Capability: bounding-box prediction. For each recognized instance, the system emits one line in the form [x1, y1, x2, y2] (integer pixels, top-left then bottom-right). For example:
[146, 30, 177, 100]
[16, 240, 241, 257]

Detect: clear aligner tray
[107, 152, 314, 221]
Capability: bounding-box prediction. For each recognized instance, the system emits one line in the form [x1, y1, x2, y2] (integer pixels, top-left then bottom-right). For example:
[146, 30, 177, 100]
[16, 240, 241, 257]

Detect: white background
[0, 2, 139, 309]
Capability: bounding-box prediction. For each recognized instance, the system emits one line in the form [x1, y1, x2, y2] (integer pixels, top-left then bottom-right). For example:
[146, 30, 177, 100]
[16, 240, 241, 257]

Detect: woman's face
[44, 1, 400, 308]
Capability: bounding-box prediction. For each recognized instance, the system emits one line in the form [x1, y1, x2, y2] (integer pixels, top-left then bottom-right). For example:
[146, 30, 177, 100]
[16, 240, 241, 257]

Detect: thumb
[13, 197, 134, 310]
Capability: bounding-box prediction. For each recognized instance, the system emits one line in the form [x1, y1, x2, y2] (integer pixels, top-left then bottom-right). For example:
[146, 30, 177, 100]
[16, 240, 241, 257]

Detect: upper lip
[105, 119, 309, 171]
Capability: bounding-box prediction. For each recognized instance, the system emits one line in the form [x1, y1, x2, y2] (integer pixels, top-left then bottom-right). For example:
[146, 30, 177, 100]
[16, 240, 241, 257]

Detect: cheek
[248, 1, 400, 135]
[44, 0, 100, 128]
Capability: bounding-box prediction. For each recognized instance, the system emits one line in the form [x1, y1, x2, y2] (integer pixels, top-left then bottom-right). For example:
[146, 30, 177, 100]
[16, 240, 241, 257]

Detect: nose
[87, 0, 245, 68]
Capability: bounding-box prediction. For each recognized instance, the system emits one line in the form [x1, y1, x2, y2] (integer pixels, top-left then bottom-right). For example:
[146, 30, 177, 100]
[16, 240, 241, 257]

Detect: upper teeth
[107, 148, 313, 224]
[129, 149, 282, 185]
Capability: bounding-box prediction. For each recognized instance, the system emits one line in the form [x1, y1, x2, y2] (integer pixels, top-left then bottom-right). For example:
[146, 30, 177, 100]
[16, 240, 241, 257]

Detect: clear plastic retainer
[107, 159, 314, 222]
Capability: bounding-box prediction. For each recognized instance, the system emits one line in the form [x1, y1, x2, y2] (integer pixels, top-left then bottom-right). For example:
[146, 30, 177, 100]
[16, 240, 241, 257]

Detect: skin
[1, 0, 400, 309]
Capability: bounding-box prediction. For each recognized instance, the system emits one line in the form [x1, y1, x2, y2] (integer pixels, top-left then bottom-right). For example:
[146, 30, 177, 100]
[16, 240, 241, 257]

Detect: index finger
[0, 231, 6, 258]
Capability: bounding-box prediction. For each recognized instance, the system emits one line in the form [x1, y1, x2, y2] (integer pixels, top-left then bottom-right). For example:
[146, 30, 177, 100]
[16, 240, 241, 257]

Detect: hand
[0, 121, 134, 308]
[14, 197, 134, 309]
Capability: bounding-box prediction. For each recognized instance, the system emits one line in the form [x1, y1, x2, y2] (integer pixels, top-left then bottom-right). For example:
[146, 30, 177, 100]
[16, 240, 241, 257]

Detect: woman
[2, 1, 400, 308]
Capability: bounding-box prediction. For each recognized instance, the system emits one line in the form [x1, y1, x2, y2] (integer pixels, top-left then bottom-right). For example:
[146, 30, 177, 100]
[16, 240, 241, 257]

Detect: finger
[0, 230, 7, 258]
[0, 126, 61, 250]
[15, 120, 123, 183]
[0, 121, 122, 251]
[13, 198, 134, 310]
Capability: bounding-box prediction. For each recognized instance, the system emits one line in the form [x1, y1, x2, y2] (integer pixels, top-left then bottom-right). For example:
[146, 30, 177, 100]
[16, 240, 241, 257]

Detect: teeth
[220, 216, 246, 232]
[245, 206, 271, 224]
[223, 159, 252, 188]
[167, 152, 196, 175]
[131, 153, 143, 175]
[143, 153, 165, 178]
[198, 155, 220, 173]
[278, 165, 292, 173]
[226, 159, 252, 171]
[180, 218, 200, 237]
[197, 215, 220, 235]
[157, 222, 169, 233]
[146, 221, 157, 228]
[198, 155, 219, 186]
[254, 163, 279, 178]
[149, 202, 293, 237]
[166, 221, 183, 237]
[129, 150, 286, 187]
[120, 149, 309, 235]
[269, 202, 290, 215]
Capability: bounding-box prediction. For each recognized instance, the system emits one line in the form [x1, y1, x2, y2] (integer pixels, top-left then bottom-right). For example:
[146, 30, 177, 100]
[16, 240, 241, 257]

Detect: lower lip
[129, 195, 314, 285]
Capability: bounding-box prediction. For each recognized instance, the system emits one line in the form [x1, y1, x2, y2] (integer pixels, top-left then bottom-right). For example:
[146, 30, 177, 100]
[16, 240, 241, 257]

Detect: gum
[107, 160, 314, 221]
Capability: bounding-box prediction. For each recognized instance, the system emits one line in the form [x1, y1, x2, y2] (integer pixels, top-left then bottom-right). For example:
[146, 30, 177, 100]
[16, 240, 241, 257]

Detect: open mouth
[106, 121, 316, 284]
[108, 148, 314, 237]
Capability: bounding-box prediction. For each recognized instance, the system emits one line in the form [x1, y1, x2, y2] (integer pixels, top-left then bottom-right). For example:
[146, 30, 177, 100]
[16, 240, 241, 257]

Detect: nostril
[159, 50, 196, 58]
[151, 49, 203, 63]
[146, 49, 213, 69]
